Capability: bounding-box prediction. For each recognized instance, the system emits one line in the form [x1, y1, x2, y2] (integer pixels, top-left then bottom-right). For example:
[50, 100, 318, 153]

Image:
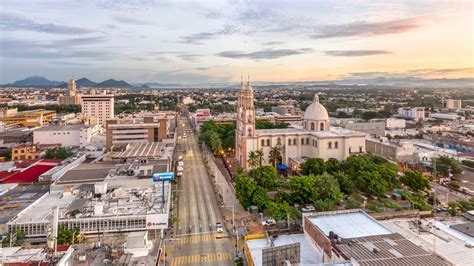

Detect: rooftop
[246, 234, 323, 266]
[307, 210, 391, 239]
[34, 124, 90, 132]
[255, 126, 366, 138]
[57, 162, 116, 184]
[108, 141, 174, 160]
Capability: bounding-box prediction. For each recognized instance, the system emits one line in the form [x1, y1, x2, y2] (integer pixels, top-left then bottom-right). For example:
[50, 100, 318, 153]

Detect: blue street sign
[152, 172, 175, 182]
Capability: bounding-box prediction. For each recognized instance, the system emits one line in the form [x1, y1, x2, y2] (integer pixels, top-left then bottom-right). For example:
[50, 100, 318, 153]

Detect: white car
[178, 161, 184, 166]
[178, 155, 183, 161]
[177, 166, 184, 172]
[262, 219, 276, 226]
[177, 171, 183, 177]
[216, 222, 224, 232]
[301, 206, 316, 212]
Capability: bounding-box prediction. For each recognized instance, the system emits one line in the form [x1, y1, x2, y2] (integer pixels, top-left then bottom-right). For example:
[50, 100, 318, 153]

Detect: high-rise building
[58, 78, 81, 105]
[81, 90, 114, 126]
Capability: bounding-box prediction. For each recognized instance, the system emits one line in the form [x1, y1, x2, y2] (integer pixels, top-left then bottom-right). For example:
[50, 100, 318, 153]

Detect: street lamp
[222, 205, 237, 258]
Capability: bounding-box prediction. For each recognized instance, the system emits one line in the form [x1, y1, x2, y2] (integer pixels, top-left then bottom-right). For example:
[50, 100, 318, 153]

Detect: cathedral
[235, 78, 367, 169]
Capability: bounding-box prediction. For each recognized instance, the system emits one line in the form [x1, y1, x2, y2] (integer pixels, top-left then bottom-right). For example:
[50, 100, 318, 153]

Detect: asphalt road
[165, 117, 235, 266]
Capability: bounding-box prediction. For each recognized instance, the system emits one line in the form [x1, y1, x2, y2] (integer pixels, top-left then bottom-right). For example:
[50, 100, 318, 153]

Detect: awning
[276, 164, 288, 170]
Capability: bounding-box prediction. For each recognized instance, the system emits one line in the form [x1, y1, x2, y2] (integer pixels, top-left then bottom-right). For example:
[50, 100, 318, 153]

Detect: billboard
[262, 243, 300, 266]
[146, 214, 169, 229]
[152, 172, 175, 182]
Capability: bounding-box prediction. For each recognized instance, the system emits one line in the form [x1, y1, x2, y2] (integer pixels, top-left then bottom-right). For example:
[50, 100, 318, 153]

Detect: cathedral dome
[304, 94, 329, 122]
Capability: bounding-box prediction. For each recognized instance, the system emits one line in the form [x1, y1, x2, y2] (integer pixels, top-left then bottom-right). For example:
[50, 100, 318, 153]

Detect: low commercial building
[11, 144, 41, 161]
[365, 137, 418, 164]
[33, 124, 94, 147]
[442, 99, 462, 110]
[430, 113, 464, 121]
[303, 209, 451, 265]
[0, 109, 56, 127]
[106, 116, 170, 150]
[343, 121, 385, 137]
[385, 118, 406, 129]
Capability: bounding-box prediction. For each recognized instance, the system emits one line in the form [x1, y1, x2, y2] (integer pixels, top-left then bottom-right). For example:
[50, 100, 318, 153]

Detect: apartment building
[105, 116, 169, 150]
[442, 99, 462, 110]
[397, 107, 425, 121]
[81, 91, 114, 126]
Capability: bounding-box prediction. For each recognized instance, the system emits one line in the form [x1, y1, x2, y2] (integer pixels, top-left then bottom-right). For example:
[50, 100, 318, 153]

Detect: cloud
[262, 41, 285, 46]
[312, 18, 420, 39]
[179, 25, 248, 45]
[325, 50, 392, 57]
[217, 48, 313, 60]
[196, 67, 210, 71]
[0, 13, 95, 34]
[114, 16, 152, 25]
[347, 67, 474, 79]
[177, 54, 201, 62]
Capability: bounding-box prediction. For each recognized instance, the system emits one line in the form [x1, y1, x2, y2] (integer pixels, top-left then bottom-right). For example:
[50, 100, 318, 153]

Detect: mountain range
[2, 76, 133, 88]
[2, 75, 473, 89]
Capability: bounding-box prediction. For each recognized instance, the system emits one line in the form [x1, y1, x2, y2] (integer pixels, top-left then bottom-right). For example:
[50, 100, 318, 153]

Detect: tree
[248, 166, 278, 190]
[333, 172, 354, 194]
[355, 170, 388, 196]
[235, 175, 257, 208]
[247, 151, 259, 169]
[57, 226, 81, 245]
[324, 158, 341, 174]
[44, 147, 73, 159]
[255, 149, 265, 167]
[312, 173, 343, 211]
[251, 186, 270, 210]
[433, 156, 463, 176]
[2, 230, 25, 247]
[210, 131, 223, 155]
[289, 175, 316, 203]
[268, 147, 281, 168]
[447, 180, 460, 190]
[301, 158, 325, 175]
[400, 170, 430, 192]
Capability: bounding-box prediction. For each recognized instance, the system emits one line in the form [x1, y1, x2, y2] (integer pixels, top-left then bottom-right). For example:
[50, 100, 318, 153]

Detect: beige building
[442, 99, 462, 110]
[58, 79, 81, 105]
[81, 90, 114, 126]
[106, 116, 169, 150]
[365, 137, 418, 163]
[235, 79, 366, 168]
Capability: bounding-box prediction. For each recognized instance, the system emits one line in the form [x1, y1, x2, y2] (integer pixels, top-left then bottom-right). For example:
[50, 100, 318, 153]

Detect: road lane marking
[170, 252, 233, 265]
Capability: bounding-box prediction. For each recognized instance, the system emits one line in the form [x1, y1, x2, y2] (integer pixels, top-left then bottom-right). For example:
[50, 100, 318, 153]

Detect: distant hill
[97, 79, 132, 88]
[1, 76, 133, 88]
[76, 77, 97, 87]
[5, 76, 65, 87]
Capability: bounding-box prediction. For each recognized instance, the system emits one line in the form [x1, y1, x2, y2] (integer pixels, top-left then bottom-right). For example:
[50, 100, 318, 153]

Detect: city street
[164, 116, 235, 266]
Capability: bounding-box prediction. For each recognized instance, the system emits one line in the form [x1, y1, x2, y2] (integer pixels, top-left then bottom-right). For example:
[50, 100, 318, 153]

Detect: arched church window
[277, 138, 281, 145]
[349, 147, 352, 153]
[320, 122, 324, 131]
[306, 138, 309, 145]
[301, 138, 305, 145]
[293, 139, 297, 145]
[261, 139, 265, 146]
[288, 139, 291, 145]
[266, 139, 270, 146]
[248, 128, 252, 136]
[328, 142, 332, 149]
[335, 141, 338, 149]
[311, 122, 315, 131]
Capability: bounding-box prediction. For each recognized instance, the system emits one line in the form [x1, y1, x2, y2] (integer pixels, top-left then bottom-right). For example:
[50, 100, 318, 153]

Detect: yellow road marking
[170, 252, 233, 265]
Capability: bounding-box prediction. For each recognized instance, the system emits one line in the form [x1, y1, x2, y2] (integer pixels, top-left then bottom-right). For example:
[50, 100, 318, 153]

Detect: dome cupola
[303, 93, 330, 131]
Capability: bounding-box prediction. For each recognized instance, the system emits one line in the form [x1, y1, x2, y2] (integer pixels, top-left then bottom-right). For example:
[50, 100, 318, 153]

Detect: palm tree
[255, 149, 265, 167]
[268, 147, 281, 168]
[248, 151, 259, 169]
[210, 132, 223, 155]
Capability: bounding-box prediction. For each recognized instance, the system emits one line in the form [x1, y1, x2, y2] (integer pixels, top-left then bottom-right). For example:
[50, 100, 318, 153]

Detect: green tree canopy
[248, 166, 278, 190]
[301, 158, 325, 175]
[44, 147, 73, 159]
[433, 156, 463, 176]
[313, 173, 343, 211]
[289, 175, 316, 203]
[400, 170, 430, 192]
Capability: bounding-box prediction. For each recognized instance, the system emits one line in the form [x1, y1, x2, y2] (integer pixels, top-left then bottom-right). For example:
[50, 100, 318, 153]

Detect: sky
[0, 0, 473, 84]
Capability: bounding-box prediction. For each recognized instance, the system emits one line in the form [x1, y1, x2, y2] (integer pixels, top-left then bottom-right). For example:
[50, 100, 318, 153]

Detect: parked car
[262, 219, 276, 226]
[177, 171, 183, 177]
[178, 155, 183, 161]
[216, 222, 224, 232]
[178, 161, 184, 166]
[177, 166, 184, 172]
[301, 206, 316, 212]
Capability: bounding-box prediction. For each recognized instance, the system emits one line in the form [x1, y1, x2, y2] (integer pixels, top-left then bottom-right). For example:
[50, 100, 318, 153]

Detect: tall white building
[81, 91, 114, 126]
[235, 78, 366, 169]
[397, 107, 425, 121]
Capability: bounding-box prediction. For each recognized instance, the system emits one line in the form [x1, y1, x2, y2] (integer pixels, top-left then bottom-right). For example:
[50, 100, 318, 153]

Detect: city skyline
[1, 0, 473, 84]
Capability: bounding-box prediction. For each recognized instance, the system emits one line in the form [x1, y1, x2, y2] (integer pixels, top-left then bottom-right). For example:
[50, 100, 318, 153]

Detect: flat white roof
[308, 210, 392, 239]
[246, 234, 322, 266]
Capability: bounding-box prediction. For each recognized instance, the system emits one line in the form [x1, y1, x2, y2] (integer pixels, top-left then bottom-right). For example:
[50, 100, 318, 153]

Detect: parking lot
[0, 183, 49, 235]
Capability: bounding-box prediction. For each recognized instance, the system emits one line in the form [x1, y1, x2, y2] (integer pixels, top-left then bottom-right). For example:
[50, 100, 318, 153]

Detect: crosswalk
[170, 252, 233, 265]
[173, 233, 225, 245]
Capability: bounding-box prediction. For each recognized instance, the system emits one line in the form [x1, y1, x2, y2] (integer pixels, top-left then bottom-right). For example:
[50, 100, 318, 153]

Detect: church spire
[247, 74, 250, 86]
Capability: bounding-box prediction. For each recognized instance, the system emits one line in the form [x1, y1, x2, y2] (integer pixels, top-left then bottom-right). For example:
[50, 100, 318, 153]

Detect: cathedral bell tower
[235, 75, 256, 167]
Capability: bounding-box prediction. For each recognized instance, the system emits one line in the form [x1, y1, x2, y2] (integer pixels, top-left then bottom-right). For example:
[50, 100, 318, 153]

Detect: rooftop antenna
[241, 74, 243, 85]
[247, 74, 250, 86]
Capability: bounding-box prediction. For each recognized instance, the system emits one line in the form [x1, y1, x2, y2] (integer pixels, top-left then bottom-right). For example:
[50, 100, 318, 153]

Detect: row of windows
[260, 137, 340, 149]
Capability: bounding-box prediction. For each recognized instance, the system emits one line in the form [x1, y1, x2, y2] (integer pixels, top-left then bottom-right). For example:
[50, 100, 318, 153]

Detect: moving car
[216, 222, 224, 232]
[262, 219, 276, 226]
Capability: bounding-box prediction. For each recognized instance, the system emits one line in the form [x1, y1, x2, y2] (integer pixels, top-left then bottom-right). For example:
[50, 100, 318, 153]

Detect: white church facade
[235, 79, 367, 169]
